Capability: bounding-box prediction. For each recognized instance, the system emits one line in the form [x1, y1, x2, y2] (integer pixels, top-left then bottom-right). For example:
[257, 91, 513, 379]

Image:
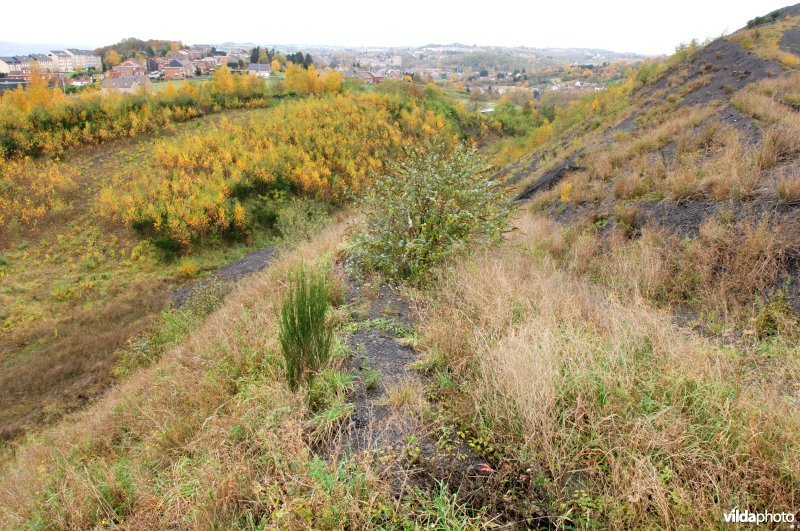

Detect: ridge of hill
[512, 3, 800, 329]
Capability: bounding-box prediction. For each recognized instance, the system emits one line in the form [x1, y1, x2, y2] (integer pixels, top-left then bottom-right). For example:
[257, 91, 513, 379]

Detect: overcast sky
[1, 0, 792, 55]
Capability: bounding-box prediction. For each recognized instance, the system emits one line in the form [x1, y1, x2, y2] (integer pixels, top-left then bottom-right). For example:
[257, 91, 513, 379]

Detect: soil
[514, 156, 585, 201]
[173, 247, 278, 307]
[653, 38, 782, 109]
[779, 26, 800, 56]
[716, 105, 762, 144]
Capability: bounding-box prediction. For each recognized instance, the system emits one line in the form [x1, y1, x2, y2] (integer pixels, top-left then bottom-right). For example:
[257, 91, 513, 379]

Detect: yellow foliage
[283, 64, 342, 95]
[177, 260, 200, 278]
[103, 93, 452, 247]
[212, 65, 235, 94]
[0, 157, 78, 232]
[560, 182, 573, 203]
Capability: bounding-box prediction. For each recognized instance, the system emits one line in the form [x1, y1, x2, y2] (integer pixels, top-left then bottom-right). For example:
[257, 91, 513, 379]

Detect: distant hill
[95, 37, 184, 61]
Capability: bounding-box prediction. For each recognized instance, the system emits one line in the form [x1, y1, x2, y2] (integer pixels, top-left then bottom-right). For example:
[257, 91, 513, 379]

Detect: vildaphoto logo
[724, 507, 797, 526]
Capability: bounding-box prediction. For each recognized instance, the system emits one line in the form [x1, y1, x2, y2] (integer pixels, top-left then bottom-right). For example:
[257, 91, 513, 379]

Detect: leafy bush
[351, 141, 510, 284]
[279, 267, 333, 391]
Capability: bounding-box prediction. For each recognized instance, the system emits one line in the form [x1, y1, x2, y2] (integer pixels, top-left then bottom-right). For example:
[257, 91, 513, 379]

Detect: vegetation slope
[2, 5, 800, 529]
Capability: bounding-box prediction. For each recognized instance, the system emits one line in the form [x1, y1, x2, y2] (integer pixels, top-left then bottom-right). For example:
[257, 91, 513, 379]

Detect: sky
[1, 0, 793, 55]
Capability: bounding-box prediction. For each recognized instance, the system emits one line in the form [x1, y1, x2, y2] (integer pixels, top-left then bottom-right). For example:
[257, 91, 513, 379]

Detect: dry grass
[757, 124, 800, 170]
[733, 73, 800, 128]
[626, 105, 716, 159]
[776, 173, 800, 204]
[418, 211, 800, 528]
[0, 218, 403, 528]
[728, 15, 800, 69]
[383, 380, 430, 419]
[700, 129, 760, 200]
[538, 209, 797, 327]
[0, 279, 169, 440]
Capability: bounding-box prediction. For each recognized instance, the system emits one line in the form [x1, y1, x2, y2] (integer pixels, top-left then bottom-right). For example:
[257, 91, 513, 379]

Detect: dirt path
[338, 275, 550, 527]
[173, 247, 278, 307]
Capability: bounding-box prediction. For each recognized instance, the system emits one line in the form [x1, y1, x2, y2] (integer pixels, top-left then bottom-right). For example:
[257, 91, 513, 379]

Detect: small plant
[776, 174, 800, 205]
[362, 367, 381, 390]
[560, 182, 573, 203]
[177, 259, 200, 278]
[754, 287, 793, 338]
[279, 267, 333, 392]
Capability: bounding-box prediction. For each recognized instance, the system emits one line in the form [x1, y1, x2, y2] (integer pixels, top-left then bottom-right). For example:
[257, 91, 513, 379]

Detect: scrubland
[3, 12, 800, 527]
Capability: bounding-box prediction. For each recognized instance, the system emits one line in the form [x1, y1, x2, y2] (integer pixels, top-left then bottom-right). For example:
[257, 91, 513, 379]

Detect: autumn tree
[104, 49, 122, 69]
[212, 64, 235, 94]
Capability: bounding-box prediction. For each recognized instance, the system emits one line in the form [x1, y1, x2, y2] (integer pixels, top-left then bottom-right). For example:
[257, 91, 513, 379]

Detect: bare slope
[513, 5, 800, 325]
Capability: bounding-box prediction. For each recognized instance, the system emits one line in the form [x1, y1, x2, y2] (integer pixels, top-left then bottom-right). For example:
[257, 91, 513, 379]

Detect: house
[354, 69, 384, 85]
[151, 57, 170, 72]
[29, 54, 55, 72]
[200, 56, 220, 68]
[247, 63, 271, 77]
[13, 56, 32, 73]
[112, 59, 146, 78]
[65, 49, 102, 70]
[163, 59, 194, 79]
[47, 50, 74, 72]
[0, 57, 21, 74]
[186, 48, 204, 60]
[101, 75, 151, 94]
[169, 50, 191, 62]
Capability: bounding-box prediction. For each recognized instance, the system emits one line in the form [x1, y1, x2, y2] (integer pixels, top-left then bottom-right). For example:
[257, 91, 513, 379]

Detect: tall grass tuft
[279, 267, 333, 391]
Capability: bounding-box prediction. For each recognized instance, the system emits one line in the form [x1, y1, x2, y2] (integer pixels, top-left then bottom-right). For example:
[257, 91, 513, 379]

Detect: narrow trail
[173, 247, 278, 307]
[337, 272, 551, 528]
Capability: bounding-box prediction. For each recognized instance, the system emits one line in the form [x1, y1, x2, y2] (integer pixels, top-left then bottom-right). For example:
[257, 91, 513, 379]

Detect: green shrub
[351, 141, 510, 284]
[279, 267, 333, 391]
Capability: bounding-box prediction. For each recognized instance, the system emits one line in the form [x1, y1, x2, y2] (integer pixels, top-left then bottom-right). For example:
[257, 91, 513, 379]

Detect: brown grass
[776, 173, 800, 204]
[757, 125, 800, 171]
[0, 218, 402, 528]
[0, 280, 169, 440]
[418, 211, 800, 528]
[700, 129, 759, 200]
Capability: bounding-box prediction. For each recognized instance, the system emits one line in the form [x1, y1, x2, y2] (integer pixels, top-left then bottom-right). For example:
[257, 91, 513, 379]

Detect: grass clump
[351, 141, 510, 285]
[776, 173, 800, 204]
[279, 267, 333, 392]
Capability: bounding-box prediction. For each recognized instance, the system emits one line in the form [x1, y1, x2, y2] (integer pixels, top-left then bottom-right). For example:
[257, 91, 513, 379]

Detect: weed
[776, 173, 800, 204]
[176, 259, 200, 278]
[361, 367, 381, 390]
[280, 267, 333, 391]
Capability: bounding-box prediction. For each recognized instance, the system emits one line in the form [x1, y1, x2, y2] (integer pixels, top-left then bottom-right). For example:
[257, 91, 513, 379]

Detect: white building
[47, 50, 74, 72]
[65, 49, 102, 70]
[247, 63, 271, 77]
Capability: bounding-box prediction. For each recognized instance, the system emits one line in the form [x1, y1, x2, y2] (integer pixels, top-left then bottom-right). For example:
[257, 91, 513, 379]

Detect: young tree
[351, 142, 510, 284]
[212, 64, 235, 94]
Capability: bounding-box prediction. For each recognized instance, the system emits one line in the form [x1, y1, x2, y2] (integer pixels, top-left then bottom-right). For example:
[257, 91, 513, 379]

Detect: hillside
[512, 3, 800, 329]
[1, 5, 800, 530]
